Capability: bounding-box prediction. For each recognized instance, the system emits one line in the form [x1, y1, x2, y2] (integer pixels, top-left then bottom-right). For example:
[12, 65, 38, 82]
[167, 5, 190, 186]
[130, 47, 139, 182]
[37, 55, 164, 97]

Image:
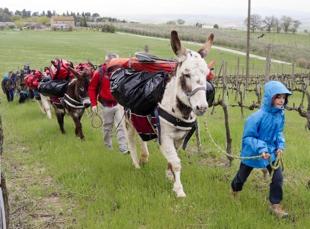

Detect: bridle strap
[185, 86, 206, 98]
[185, 86, 206, 107]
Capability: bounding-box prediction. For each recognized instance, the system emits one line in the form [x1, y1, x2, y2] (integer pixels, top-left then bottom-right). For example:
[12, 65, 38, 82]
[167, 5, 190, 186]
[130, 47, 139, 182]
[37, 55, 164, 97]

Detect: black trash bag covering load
[38, 80, 68, 97]
[110, 68, 169, 115]
[206, 80, 215, 107]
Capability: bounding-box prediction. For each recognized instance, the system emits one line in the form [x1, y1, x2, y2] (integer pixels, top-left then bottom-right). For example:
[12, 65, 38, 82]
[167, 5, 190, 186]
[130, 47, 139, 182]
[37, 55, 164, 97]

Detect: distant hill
[119, 14, 245, 29]
[119, 12, 310, 30]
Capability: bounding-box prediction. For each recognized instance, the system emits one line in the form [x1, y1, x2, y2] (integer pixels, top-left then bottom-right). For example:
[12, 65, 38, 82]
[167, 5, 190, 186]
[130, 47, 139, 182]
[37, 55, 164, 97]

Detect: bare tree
[291, 20, 301, 33]
[166, 20, 176, 25]
[0, 8, 13, 21]
[196, 22, 203, 28]
[31, 11, 39, 17]
[245, 14, 262, 32]
[262, 16, 277, 32]
[281, 16, 293, 33]
[274, 18, 282, 33]
[177, 19, 185, 25]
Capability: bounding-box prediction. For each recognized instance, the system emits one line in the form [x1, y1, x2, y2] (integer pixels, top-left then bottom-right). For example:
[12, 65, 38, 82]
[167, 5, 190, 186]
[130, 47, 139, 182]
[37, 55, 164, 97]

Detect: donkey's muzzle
[194, 104, 208, 116]
[82, 98, 91, 108]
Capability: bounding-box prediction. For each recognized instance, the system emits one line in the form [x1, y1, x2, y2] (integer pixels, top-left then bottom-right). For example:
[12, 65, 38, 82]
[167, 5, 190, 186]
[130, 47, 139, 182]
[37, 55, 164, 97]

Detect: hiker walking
[1, 72, 14, 102]
[88, 53, 128, 154]
[231, 81, 291, 218]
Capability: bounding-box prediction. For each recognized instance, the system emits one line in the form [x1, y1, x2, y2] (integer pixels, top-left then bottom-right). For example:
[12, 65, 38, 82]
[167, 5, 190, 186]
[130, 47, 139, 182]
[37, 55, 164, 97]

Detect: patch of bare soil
[3, 144, 76, 228]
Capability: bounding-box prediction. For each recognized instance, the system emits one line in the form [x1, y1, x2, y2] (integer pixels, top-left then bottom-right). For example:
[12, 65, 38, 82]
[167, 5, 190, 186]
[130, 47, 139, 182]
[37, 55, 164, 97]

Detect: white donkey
[125, 31, 214, 197]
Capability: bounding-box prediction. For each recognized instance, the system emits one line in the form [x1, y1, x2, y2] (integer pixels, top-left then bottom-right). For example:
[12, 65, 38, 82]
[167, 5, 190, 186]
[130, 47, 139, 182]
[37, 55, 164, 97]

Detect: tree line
[245, 14, 301, 33]
[0, 7, 126, 25]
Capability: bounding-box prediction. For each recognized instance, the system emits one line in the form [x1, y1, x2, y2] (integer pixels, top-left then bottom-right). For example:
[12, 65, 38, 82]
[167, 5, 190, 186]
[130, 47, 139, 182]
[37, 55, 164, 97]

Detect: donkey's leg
[40, 94, 52, 119]
[55, 108, 65, 134]
[166, 162, 175, 182]
[36, 100, 46, 114]
[160, 138, 186, 198]
[139, 141, 149, 165]
[125, 120, 140, 169]
[71, 111, 84, 140]
[165, 139, 183, 182]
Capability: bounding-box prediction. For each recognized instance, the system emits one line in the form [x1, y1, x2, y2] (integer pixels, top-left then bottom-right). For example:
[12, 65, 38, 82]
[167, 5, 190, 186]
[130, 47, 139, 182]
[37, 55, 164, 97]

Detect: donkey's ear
[68, 66, 81, 78]
[198, 33, 214, 58]
[170, 30, 186, 57]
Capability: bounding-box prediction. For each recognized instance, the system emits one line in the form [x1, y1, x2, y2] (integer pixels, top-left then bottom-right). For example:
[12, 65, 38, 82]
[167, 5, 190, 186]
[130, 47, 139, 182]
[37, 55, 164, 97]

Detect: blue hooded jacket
[241, 81, 291, 168]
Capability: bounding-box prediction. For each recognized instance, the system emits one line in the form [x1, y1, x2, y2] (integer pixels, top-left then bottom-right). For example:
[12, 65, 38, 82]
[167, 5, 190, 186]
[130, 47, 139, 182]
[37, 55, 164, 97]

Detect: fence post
[0, 116, 2, 155]
[0, 115, 9, 228]
[246, 0, 251, 87]
[291, 63, 295, 89]
[234, 57, 240, 101]
[265, 44, 271, 83]
[221, 64, 233, 165]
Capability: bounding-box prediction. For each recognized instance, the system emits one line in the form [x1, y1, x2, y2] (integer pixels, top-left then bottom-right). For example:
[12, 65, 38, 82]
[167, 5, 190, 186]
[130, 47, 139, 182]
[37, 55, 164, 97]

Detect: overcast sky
[1, 0, 309, 18]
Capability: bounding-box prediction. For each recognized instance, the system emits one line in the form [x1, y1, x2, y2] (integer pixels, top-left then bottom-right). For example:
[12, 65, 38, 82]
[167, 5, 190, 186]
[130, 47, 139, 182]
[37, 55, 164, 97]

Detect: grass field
[1, 30, 310, 228]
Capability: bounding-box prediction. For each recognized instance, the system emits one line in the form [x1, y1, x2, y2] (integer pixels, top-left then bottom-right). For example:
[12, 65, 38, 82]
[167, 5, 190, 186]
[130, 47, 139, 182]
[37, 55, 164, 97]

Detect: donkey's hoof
[139, 158, 148, 166]
[175, 189, 186, 198]
[173, 186, 186, 198]
[133, 163, 141, 169]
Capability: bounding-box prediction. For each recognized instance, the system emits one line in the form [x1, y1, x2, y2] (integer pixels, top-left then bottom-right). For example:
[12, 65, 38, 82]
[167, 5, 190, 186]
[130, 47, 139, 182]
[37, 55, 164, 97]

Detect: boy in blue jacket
[231, 81, 291, 218]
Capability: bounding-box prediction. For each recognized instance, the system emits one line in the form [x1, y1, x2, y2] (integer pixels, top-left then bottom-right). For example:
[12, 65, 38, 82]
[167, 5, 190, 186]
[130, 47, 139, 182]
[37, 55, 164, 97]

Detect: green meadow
[0, 30, 309, 228]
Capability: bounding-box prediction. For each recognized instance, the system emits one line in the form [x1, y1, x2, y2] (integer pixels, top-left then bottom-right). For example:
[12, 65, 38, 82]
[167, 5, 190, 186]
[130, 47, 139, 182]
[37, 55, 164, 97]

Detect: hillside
[1, 30, 310, 228]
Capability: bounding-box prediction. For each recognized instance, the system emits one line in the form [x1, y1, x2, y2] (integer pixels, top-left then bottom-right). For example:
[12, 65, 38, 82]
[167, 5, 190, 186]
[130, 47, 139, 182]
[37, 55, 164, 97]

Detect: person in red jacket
[88, 53, 128, 154]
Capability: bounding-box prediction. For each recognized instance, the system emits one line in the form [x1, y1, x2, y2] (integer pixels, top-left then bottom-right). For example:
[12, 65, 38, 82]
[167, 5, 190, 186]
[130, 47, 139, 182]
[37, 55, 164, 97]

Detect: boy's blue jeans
[231, 162, 283, 204]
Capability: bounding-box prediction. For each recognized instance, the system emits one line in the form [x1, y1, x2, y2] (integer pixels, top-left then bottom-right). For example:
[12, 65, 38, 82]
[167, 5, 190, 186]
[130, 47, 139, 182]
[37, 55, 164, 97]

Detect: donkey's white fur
[37, 93, 52, 119]
[125, 31, 213, 197]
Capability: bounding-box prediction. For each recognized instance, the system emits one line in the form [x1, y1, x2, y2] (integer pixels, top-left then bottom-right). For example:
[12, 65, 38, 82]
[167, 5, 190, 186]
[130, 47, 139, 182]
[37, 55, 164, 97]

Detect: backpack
[50, 59, 74, 80]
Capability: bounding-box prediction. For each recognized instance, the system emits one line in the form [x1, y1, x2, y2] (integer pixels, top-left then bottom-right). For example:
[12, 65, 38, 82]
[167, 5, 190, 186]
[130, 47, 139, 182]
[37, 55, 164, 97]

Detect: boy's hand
[261, 152, 270, 159]
[276, 149, 283, 157]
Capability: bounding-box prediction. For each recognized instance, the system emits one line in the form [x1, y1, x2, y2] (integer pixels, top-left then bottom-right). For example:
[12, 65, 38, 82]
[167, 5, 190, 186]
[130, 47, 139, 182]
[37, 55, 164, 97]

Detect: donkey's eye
[183, 73, 191, 78]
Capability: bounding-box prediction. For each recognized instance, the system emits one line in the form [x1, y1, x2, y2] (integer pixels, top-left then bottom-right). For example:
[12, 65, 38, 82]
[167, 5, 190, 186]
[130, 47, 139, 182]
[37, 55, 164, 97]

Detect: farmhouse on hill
[50, 16, 75, 30]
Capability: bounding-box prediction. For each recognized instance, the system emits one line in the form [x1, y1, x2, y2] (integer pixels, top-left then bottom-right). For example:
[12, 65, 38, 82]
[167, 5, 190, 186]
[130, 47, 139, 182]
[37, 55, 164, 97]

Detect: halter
[63, 93, 84, 109]
[176, 52, 207, 107]
[157, 105, 197, 149]
[176, 81, 206, 109]
[70, 77, 89, 106]
[185, 86, 206, 105]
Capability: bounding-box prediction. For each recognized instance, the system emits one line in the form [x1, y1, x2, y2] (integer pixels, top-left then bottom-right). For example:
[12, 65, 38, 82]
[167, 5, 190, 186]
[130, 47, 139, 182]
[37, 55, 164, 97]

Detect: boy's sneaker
[269, 204, 289, 219]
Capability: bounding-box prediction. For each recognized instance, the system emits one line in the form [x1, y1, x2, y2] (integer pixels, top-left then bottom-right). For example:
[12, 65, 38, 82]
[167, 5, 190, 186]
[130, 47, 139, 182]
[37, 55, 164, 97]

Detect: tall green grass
[1, 30, 309, 228]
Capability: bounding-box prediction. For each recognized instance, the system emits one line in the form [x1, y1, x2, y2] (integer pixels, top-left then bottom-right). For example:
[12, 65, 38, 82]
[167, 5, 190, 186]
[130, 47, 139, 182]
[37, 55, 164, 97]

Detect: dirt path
[3, 143, 76, 228]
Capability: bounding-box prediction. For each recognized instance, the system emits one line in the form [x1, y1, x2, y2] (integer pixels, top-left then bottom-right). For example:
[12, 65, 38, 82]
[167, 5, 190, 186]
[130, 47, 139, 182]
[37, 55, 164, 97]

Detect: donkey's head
[68, 67, 92, 108]
[171, 31, 214, 116]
